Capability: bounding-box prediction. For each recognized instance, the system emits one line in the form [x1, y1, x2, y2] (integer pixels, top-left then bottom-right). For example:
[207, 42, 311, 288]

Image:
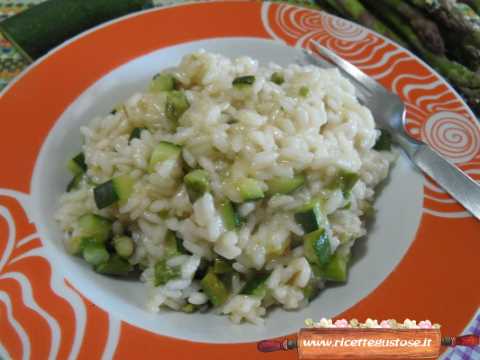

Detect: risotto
[55, 50, 395, 324]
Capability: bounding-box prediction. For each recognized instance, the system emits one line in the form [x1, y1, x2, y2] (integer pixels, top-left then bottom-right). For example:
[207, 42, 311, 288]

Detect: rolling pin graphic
[257, 328, 479, 359]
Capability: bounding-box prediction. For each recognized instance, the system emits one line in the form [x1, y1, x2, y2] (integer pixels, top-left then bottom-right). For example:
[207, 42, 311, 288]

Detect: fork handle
[412, 144, 480, 220]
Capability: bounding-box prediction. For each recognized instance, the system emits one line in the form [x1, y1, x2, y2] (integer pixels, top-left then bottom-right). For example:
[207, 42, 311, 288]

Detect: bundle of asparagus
[315, 0, 480, 115]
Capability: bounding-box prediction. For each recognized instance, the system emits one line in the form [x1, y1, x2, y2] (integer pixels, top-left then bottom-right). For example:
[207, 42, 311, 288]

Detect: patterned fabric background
[442, 310, 480, 360]
[0, 0, 42, 89]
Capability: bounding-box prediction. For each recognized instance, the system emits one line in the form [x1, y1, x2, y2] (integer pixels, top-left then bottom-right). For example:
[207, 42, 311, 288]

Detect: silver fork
[300, 41, 480, 220]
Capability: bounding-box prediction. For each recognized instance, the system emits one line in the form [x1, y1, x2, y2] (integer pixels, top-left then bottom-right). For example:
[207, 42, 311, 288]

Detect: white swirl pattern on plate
[0, 190, 120, 360]
[423, 111, 480, 164]
[320, 13, 368, 41]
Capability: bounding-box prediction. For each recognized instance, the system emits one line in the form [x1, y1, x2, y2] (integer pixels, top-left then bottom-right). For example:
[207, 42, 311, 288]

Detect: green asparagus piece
[443, 31, 480, 71]
[458, 85, 480, 114]
[379, 0, 445, 54]
[431, 0, 480, 70]
[409, 0, 480, 47]
[459, 0, 480, 14]
[429, 56, 480, 89]
[364, 0, 480, 90]
[334, 0, 410, 48]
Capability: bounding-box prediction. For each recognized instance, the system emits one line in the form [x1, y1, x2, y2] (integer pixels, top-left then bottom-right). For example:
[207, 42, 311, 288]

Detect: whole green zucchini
[0, 0, 152, 61]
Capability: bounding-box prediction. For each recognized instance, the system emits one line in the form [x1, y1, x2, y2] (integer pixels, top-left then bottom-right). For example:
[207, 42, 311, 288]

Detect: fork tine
[310, 41, 388, 96]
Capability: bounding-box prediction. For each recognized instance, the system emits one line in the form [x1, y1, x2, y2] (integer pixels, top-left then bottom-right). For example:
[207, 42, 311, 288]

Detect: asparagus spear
[332, 0, 410, 48]
[379, 0, 445, 54]
[409, 0, 480, 47]
[364, 0, 480, 101]
[443, 30, 480, 71]
[458, 0, 480, 14]
[408, 0, 480, 69]
[320, 0, 348, 16]
[458, 85, 480, 113]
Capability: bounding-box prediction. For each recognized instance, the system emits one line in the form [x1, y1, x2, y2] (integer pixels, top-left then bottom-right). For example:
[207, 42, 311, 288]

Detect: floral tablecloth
[0, 0, 40, 89]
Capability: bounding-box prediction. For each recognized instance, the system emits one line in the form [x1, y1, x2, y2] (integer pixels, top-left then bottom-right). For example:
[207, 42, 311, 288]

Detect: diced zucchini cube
[77, 214, 112, 243]
[113, 236, 134, 258]
[176, 236, 189, 255]
[66, 174, 83, 192]
[266, 174, 305, 196]
[164, 230, 180, 258]
[94, 175, 134, 209]
[362, 201, 375, 218]
[154, 259, 180, 286]
[96, 255, 133, 276]
[83, 242, 110, 266]
[149, 141, 182, 172]
[241, 272, 270, 298]
[201, 269, 229, 307]
[65, 236, 83, 255]
[303, 280, 320, 300]
[237, 178, 264, 201]
[165, 91, 189, 123]
[112, 174, 134, 205]
[295, 203, 323, 234]
[323, 253, 349, 282]
[184, 169, 210, 199]
[94, 180, 118, 209]
[67, 153, 86, 175]
[329, 170, 359, 197]
[194, 258, 209, 280]
[213, 258, 232, 274]
[373, 128, 392, 151]
[149, 73, 176, 93]
[303, 228, 331, 266]
[181, 304, 197, 313]
[218, 199, 240, 231]
[128, 127, 148, 142]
